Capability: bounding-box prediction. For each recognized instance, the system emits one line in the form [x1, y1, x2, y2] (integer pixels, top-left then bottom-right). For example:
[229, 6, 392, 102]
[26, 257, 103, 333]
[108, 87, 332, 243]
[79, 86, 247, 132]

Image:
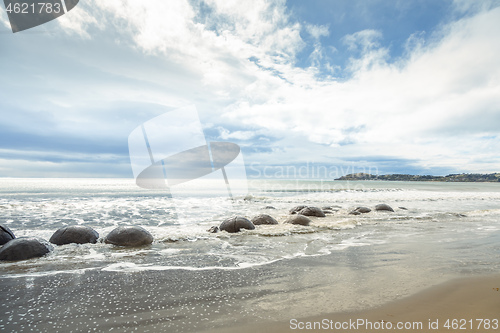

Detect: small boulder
[104, 226, 153, 247]
[251, 214, 278, 225]
[219, 216, 255, 233]
[349, 206, 371, 215]
[375, 204, 394, 212]
[0, 237, 53, 261]
[0, 224, 15, 245]
[284, 215, 311, 226]
[50, 225, 99, 245]
[298, 207, 326, 217]
[398, 207, 408, 210]
[208, 226, 219, 233]
[263, 206, 276, 210]
[289, 205, 307, 214]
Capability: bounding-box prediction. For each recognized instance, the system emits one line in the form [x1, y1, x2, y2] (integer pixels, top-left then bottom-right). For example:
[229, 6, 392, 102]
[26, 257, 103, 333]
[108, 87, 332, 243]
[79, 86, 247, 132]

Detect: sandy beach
[201, 274, 500, 333]
[2, 179, 500, 332]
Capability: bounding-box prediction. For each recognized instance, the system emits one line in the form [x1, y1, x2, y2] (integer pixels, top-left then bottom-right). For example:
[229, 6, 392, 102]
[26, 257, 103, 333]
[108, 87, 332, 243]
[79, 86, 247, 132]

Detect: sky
[1, 0, 500, 179]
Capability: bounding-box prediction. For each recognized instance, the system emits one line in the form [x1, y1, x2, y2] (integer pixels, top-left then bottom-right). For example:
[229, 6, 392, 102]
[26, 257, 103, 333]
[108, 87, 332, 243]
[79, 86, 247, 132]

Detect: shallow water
[1, 178, 500, 331]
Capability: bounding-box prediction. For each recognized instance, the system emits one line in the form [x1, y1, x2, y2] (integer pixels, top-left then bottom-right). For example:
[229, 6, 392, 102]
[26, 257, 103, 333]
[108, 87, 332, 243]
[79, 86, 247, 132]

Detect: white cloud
[305, 24, 329, 40]
[57, 4, 100, 39]
[342, 29, 382, 52]
[218, 127, 257, 141]
[221, 5, 500, 171]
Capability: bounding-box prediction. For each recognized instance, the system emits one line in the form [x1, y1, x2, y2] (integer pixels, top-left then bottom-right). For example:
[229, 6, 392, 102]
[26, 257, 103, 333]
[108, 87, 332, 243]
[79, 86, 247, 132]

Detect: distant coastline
[335, 172, 500, 182]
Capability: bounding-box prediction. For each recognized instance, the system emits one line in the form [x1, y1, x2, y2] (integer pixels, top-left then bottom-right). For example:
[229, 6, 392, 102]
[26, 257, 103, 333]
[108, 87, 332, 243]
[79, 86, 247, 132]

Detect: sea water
[1, 178, 500, 276]
[1, 178, 500, 332]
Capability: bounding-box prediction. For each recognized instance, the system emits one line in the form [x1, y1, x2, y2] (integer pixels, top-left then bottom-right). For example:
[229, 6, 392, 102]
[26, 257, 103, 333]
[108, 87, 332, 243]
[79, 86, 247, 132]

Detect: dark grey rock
[375, 204, 394, 212]
[323, 210, 334, 214]
[398, 207, 408, 210]
[0, 224, 15, 245]
[298, 206, 326, 217]
[219, 216, 255, 233]
[251, 214, 278, 225]
[50, 225, 99, 245]
[284, 214, 311, 226]
[104, 226, 153, 247]
[208, 226, 219, 233]
[349, 206, 371, 215]
[289, 205, 307, 214]
[0, 237, 53, 261]
[263, 206, 276, 210]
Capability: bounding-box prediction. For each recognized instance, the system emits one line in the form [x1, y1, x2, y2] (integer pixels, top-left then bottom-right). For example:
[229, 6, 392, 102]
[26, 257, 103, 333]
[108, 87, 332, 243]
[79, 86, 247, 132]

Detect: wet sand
[201, 274, 500, 333]
[2, 234, 499, 332]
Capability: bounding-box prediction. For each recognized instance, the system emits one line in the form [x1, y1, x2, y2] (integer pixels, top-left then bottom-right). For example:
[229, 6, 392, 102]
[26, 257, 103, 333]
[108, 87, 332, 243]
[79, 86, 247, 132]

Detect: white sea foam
[1, 178, 500, 277]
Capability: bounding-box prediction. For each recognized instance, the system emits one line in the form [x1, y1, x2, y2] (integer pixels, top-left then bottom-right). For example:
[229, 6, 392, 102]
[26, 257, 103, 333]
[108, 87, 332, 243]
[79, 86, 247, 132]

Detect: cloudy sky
[1, 0, 500, 179]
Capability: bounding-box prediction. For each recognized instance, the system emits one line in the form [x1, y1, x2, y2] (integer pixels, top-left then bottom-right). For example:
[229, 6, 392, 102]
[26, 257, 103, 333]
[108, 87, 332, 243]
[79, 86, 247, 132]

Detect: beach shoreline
[2, 179, 500, 332]
[200, 273, 500, 333]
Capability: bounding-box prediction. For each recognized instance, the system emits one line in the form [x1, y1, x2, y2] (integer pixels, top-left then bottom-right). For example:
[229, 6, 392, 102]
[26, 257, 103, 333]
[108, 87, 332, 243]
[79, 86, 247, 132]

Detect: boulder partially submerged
[50, 225, 99, 245]
[284, 214, 311, 226]
[298, 206, 326, 217]
[0, 237, 53, 261]
[104, 226, 153, 247]
[0, 224, 15, 245]
[349, 206, 371, 215]
[219, 216, 255, 233]
[207, 226, 219, 233]
[289, 205, 307, 214]
[251, 214, 278, 225]
[375, 204, 394, 212]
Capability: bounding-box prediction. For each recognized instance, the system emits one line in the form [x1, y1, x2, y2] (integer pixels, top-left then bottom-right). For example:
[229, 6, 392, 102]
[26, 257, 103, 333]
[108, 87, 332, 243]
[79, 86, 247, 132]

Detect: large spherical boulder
[219, 216, 255, 233]
[375, 204, 394, 212]
[298, 206, 326, 217]
[251, 214, 278, 225]
[284, 214, 311, 226]
[0, 224, 15, 245]
[0, 237, 53, 261]
[289, 205, 308, 214]
[104, 226, 153, 247]
[49, 225, 99, 245]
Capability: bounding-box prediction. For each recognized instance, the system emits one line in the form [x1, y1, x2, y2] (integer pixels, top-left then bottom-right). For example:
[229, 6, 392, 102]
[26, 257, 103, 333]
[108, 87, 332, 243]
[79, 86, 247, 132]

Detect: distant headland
[335, 173, 500, 182]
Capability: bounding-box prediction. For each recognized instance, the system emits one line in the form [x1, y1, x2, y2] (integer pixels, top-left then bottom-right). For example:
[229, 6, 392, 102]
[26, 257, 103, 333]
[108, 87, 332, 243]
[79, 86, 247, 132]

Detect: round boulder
[251, 214, 278, 225]
[289, 205, 307, 214]
[219, 216, 255, 233]
[375, 204, 394, 212]
[104, 226, 153, 247]
[298, 206, 326, 217]
[50, 225, 99, 245]
[349, 206, 371, 215]
[356, 206, 371, 213]
[284, 214, 311, 226]
[0, 237, 53, 261]
[0, 224, 15, 245]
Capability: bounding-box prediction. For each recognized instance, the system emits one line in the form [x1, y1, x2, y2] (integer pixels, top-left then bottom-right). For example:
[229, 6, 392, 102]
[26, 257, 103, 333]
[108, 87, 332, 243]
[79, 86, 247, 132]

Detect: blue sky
[1, 0, 500, 179]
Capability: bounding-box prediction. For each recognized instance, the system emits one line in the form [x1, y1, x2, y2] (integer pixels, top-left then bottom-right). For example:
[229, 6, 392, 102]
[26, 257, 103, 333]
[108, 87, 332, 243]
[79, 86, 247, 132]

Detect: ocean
[1, 178, 500, 332]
